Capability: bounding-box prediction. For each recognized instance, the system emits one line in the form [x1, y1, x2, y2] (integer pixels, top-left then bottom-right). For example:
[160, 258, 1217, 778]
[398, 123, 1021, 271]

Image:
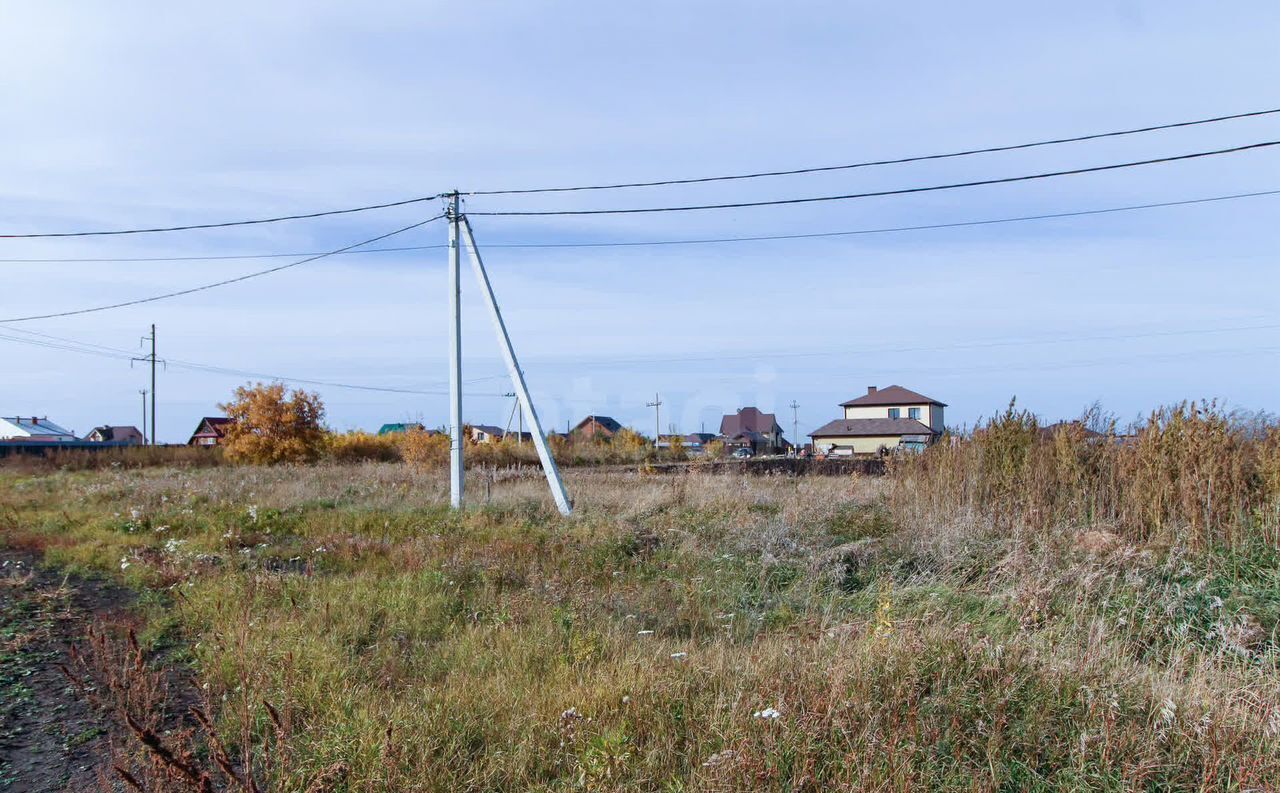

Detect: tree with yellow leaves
[219, 382, 326, 464]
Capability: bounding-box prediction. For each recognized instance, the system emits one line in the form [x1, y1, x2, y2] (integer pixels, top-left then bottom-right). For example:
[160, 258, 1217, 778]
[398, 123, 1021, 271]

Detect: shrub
[326, 431, 402, 463]
[399, 429, 451, 470]
[219, 382, 327, 465]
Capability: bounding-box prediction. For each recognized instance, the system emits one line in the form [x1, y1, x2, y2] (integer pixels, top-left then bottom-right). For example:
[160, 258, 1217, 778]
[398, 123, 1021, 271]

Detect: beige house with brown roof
[810, 385, 946, 456]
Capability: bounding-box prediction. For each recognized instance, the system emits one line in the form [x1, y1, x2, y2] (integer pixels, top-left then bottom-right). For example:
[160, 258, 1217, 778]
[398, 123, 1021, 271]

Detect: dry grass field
[2, 403, 1279, 791]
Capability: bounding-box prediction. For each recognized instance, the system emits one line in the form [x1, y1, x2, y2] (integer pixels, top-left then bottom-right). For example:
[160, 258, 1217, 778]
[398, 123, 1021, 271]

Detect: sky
[2, 1, 1278, 442]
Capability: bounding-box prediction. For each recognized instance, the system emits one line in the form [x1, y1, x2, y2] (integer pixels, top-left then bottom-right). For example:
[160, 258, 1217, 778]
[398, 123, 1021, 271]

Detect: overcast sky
[2, 2, 1278, 442]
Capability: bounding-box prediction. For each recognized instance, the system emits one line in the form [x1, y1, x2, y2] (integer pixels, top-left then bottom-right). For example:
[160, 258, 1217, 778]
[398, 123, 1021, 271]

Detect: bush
[326, 431, 402, 463]
[220, 382, 326, 465]
[399, 429, 451, 470]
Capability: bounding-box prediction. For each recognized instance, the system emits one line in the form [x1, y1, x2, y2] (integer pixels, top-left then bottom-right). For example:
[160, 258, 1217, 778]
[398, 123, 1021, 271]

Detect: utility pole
[459, 214, 572, 515]
[447, 193, 464, 509]
[790, 400, 800, 456]
[503, 392, 518, 441]
[132, 325, 159, 446]
[647, 393, 662, 448]
[139, 389, 148, 443]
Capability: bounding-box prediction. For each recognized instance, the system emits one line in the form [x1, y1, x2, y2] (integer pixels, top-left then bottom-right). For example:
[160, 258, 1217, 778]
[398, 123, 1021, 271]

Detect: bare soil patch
[0, 549, 135, 791]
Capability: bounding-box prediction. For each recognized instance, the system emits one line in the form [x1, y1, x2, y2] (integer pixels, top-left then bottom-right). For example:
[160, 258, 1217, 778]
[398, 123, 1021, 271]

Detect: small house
[85, 425, 145, 445]
[188, 417, 233, 447]
[571, 415, 623, 441]
[469, 424, 506, 444]
[0, 416, 77, 442]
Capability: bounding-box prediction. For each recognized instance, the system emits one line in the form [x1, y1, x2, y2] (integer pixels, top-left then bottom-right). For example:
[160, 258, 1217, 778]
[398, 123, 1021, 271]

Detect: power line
[0, 214, 446, 323]
[0, 326, 510, 397]
[466, 106, 1280, 195]
[470, 141, 1280, 216]
[2, 106, 1275, 238]
[4, 187, 1278, 264]
[489, 320, 1280, 370]
[165, 359, 509, 397]
[0, 194, 444, 240]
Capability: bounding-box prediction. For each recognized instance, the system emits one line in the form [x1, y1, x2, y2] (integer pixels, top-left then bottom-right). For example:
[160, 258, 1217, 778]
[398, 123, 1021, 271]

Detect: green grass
[2, 463, 1278, 791]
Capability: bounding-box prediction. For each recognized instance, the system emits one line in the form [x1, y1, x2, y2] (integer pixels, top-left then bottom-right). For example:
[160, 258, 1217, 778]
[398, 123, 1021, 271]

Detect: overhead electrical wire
[1, 105, 1276, 239]
[470, 141, 1280, 216]
[502, 320, 1280, 369]
[3, 188, 1278, 264]
[0, 194, 444, 240]
[0, 326, 510, 397]
[465, 106, 1280, 195]
[0, 214, 446, 323]
[5, 319, 1278, 402]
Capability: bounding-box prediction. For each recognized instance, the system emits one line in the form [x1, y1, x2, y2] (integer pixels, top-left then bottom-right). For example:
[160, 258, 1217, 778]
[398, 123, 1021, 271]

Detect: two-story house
[809, 385, 946, 456]
[719, 407, 788, 455]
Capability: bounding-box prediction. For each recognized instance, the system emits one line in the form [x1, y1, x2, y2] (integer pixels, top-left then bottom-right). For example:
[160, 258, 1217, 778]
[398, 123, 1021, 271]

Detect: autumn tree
[219, 382, 327, 464]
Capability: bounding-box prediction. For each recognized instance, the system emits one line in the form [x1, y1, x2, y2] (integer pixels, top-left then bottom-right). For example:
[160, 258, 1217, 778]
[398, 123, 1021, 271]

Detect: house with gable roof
[809, 385, 946, 456]
[719, 407, 788, 455]
[0, 416, 77, 442]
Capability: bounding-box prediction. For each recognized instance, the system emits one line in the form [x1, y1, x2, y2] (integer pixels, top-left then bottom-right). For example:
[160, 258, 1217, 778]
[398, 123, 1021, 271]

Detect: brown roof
[809, 417, 936, 438]
[188, 417, 233, 444]
[572, 415, 622, 433]
[719, 407, 780, 436]
[840, 385, 946, 408]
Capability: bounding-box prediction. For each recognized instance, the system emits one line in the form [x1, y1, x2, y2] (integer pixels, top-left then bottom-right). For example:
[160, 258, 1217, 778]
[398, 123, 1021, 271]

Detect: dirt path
[0, 550, 134, 792]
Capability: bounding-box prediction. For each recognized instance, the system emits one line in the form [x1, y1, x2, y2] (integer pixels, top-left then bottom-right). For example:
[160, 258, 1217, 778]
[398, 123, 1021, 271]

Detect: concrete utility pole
[790, 400, 800, 454]
[459, 214, 572, 515]
[139, 389, 148, 443]
[646, 393, 662, 449]
[132, 325, 159, 445]
[447, 193, 464, 509]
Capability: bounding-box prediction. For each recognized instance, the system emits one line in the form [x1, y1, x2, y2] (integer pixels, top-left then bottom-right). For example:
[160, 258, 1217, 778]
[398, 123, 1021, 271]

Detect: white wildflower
[752, 707, 781, 720]
[702, 749, 736, 768]
[119, 557, 131, 570]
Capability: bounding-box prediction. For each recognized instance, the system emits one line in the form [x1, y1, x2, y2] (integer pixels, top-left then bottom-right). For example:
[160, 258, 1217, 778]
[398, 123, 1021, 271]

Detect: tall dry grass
[889, 400, 1280, 551]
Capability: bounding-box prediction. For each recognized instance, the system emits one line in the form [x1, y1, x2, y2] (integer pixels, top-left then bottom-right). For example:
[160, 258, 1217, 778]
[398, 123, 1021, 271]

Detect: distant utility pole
[132, 325, 160, 446]
[789, 400, 800, 452]
[139, 389, 148, 443]
[502, 392, 523, 445]
[646, 393, 662, 447]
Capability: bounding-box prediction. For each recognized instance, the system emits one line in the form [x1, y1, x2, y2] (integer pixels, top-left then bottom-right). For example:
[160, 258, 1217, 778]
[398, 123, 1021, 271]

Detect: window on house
[908, 407, 921, 420]
[888, 408, 900, 419]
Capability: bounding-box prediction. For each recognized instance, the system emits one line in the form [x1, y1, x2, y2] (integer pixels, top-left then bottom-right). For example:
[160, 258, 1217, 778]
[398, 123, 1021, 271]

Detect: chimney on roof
[867, 386, 877, 395]
[31, 417, 38, 425]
